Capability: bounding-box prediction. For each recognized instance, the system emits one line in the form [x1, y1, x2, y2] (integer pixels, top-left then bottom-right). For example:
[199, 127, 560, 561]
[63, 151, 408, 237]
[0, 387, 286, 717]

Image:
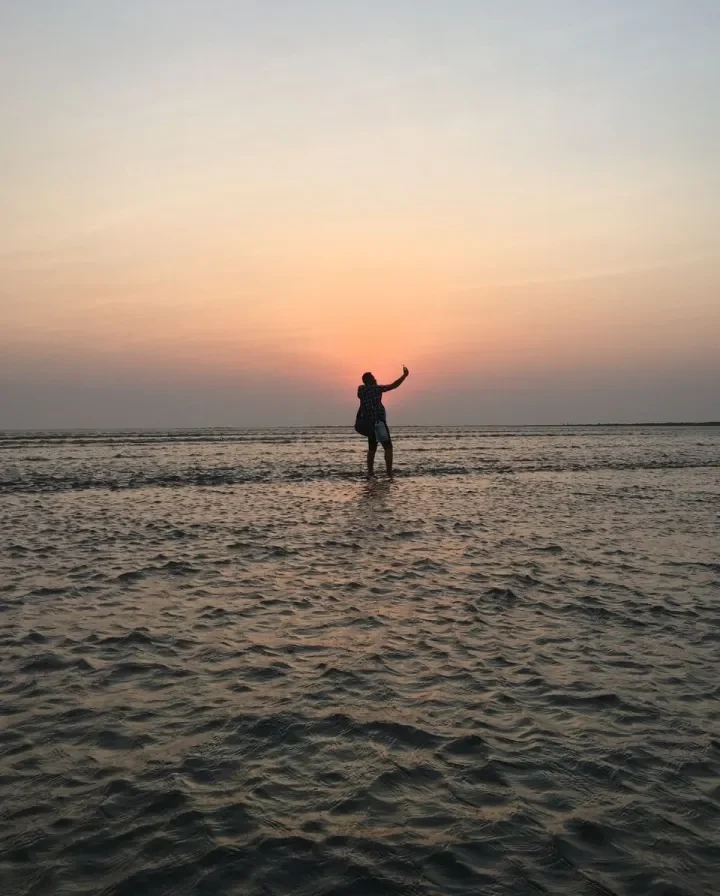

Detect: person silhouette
[355, 366, 409, 478]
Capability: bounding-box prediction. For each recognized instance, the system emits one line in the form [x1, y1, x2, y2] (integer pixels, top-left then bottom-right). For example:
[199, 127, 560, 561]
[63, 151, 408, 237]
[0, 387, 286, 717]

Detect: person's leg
[367, 436, 377, 477]
[384, 443, 393, 477]
[382, 430, 394, 477]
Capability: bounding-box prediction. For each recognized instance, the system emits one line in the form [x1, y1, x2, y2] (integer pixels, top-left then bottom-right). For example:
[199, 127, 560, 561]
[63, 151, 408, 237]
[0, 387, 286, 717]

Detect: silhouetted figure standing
[355, 367, 409, 478]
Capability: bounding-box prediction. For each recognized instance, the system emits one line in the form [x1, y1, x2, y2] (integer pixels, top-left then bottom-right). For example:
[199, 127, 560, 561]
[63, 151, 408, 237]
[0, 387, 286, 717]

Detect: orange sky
[1, 2, 719, 426]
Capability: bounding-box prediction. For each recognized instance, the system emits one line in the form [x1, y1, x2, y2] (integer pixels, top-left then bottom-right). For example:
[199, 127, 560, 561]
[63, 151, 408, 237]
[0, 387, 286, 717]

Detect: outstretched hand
[402, 366, 409, 377]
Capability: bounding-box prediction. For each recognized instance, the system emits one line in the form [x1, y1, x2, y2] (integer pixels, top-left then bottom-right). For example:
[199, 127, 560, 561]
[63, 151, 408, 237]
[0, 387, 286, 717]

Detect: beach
[1, 425, 718, 895]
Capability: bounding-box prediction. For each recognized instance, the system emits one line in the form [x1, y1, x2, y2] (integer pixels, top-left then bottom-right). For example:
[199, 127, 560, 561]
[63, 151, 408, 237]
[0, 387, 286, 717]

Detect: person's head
[362, 372, 376, 386]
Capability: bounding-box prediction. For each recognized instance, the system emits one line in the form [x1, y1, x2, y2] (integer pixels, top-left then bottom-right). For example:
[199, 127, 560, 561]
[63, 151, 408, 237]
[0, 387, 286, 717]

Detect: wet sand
[1, 426, 718, 895]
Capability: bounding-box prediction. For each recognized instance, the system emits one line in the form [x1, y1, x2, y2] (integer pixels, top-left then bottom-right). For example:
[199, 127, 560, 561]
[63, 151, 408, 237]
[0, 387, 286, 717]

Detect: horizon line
[1, 421, 719, 435]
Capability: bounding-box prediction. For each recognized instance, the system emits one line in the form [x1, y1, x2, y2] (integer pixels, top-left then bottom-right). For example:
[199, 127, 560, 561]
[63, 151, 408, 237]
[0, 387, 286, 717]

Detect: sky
[1, 0, 719, 427]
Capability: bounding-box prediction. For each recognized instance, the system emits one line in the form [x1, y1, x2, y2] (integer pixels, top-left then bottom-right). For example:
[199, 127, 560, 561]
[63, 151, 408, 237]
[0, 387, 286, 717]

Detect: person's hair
[362, 372, 374, 385]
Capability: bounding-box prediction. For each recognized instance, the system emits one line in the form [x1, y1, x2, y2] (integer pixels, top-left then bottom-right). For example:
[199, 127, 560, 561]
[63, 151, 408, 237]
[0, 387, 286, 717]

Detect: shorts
[368, 421, 392, 450]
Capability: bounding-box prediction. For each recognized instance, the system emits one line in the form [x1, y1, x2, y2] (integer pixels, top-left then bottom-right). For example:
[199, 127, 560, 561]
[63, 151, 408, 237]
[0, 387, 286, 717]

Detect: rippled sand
[1, 427, 719, 895]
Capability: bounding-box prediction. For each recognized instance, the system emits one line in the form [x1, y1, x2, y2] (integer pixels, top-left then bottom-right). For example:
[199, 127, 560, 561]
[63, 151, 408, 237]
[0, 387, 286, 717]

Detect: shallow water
[1, 426, 719, 895]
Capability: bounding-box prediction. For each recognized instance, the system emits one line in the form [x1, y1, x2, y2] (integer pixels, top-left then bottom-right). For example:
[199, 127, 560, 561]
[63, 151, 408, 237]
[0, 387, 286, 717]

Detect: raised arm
[380, 366, 409, 392]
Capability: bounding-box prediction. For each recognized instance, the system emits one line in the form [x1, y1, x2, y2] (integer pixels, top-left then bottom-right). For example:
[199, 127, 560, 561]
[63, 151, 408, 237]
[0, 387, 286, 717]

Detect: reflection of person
[355, 366, 409, 478]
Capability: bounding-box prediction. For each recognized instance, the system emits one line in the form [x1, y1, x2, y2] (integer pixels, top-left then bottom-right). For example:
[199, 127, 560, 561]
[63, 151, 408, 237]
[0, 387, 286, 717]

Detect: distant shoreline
[570, 422, 720, 427]
[1, 421, 719, 435]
